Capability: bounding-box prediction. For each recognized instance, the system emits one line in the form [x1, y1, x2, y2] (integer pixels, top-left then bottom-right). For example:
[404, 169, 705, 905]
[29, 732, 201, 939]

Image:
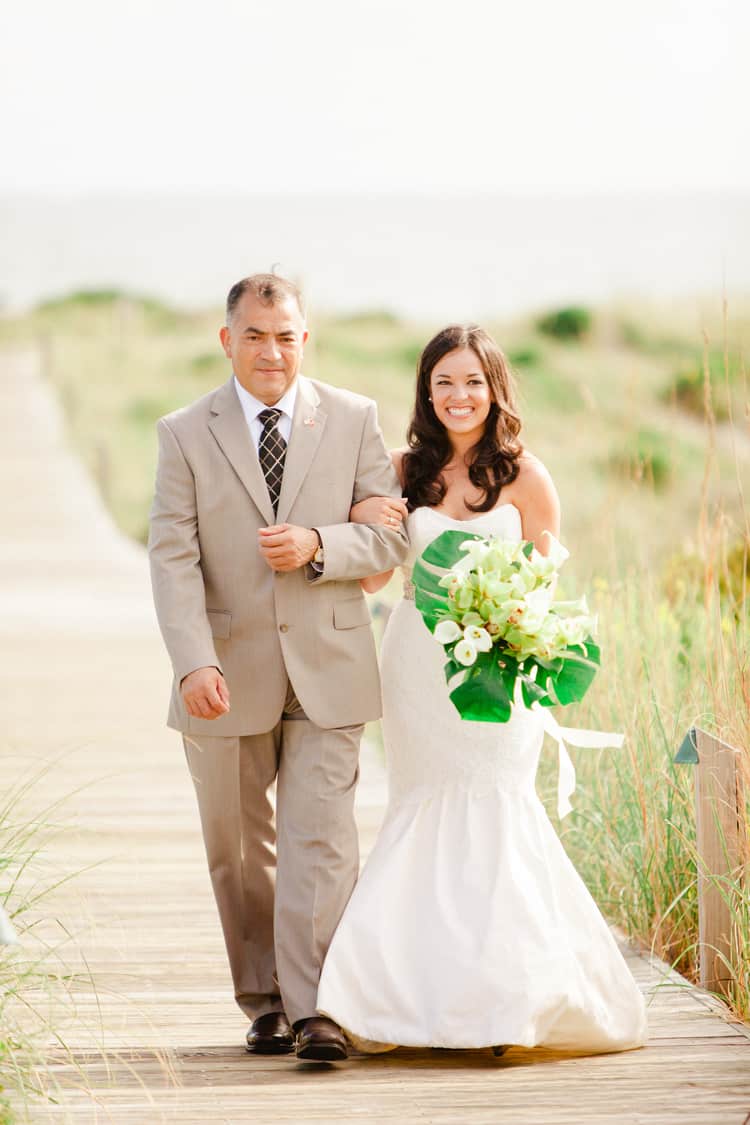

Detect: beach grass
[551, 324, 749, 1018]
[0, 765, 93, 1122]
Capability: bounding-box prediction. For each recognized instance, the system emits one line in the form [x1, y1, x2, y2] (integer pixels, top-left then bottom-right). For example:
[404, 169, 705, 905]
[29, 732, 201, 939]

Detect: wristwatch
[313, 531, 324, 566]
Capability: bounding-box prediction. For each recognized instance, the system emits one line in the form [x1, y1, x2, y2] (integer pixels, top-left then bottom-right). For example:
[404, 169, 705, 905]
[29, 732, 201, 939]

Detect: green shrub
[618, 320, 648, 349]
[332, 309, 401, 328]
[662, 366, 731, 421]
[36, 288, 127, 310]
[536, 306, 592, 340]
[663, 535, 749, 619]
[35, 290, 181, 330]
[508, 345, 541, 367]
[399, 341, 422, 371]
[607, 427, 673, 489]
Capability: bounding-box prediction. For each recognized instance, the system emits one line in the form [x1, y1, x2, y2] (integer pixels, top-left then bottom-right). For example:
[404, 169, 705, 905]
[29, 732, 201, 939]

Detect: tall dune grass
[555, 317, 749, 1018]
[0, 766, 98, 1122]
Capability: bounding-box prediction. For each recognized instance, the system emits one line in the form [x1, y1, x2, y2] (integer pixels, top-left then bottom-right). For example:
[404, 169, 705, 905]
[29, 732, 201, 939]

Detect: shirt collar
[233, 375, 298, 422]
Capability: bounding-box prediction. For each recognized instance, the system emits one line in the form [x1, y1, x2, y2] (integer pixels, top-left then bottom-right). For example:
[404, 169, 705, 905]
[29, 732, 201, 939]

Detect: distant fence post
[691, 729, 746, 997]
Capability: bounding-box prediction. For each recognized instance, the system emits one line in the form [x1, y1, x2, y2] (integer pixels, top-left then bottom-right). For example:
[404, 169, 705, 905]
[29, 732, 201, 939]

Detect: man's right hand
[180, 667, 231, 720]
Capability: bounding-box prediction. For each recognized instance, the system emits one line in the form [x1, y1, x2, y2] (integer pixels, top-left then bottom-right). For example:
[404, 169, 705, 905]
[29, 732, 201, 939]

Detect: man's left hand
[258, 524, 320, 572]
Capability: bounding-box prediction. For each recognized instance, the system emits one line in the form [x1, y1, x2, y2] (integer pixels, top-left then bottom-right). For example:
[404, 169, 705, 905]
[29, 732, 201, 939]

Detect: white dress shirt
[233, 375, 298, 451]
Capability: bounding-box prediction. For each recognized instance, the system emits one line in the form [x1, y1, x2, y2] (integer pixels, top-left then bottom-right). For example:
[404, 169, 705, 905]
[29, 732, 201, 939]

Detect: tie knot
[259, 408, 282, 429]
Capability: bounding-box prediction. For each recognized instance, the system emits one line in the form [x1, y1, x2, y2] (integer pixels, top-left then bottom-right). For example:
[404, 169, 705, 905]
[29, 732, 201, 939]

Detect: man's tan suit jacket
[148, 374, 409, 735]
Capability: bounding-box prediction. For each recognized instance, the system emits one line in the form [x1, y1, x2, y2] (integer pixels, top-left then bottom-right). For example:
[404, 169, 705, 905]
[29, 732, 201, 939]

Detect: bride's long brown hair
[402, 325, 524, 512]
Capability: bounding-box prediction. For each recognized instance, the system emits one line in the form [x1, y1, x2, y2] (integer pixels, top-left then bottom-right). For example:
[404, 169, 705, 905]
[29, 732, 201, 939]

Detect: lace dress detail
[317, 505, 647, 1054]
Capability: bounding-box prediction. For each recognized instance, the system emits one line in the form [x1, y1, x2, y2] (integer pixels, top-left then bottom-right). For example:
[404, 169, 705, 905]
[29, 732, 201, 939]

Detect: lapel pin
[303, 417, 316, 427]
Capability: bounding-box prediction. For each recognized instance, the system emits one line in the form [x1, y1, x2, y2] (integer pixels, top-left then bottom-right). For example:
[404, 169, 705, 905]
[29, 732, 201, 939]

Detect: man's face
[220, 293, 309, 405]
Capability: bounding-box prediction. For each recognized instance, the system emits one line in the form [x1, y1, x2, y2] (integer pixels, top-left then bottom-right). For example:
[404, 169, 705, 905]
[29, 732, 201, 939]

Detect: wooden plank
[694, 728, 747, 995]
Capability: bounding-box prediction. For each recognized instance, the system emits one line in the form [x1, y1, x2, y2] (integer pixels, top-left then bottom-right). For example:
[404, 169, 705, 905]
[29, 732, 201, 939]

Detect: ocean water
[1, 193, 748, 319]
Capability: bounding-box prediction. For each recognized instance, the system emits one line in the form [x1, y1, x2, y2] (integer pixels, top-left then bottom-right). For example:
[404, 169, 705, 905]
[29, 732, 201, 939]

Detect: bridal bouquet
[412, 530, 600, 723]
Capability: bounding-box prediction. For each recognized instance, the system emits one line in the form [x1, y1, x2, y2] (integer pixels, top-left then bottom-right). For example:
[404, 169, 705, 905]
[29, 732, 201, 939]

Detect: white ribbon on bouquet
[534, 706, 625, 819]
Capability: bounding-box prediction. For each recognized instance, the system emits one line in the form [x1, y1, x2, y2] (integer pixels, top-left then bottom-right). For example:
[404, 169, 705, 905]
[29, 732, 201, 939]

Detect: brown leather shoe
[293, 1016, 348, 1061]
[245, 1011, 295, 1055]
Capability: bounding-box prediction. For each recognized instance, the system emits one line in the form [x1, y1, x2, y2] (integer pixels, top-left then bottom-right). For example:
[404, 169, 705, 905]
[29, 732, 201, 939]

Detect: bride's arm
[351, 451, 408, 592]
[360, 571, 394, 594]
[513, 453, 561, 555]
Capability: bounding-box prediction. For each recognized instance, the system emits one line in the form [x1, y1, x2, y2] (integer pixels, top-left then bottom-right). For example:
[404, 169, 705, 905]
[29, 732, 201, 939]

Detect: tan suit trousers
[183, 683, 363, 1024]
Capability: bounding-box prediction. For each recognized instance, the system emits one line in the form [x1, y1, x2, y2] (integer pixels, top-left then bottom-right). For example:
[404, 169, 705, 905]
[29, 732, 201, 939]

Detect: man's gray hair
[226, 273, 305, 323]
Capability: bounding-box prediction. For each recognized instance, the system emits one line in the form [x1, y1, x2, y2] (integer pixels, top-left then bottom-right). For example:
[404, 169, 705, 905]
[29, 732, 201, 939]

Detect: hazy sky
[3, 0, 748, 195]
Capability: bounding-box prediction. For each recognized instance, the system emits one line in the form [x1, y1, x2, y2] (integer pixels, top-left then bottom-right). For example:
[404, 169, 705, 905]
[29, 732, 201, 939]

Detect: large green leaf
[419, 529, 481, 568]
[411, 557, 450, 600]
[544, 640, 600, 705]
[412, 529, 482, 633]
[414, 587, 450, 623]
[411, 554, 452, 631]
[449, 652, 512, 723]
[519, 671, 548, 707]
[498, 655, 519, 701]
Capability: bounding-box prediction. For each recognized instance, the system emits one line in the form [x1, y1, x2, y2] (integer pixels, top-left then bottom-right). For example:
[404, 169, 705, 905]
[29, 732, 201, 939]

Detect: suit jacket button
[279, 623, 289, 633]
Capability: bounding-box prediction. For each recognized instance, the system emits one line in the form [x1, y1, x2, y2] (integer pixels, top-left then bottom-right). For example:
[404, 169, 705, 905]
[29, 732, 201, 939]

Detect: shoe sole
[295, 1042, 348, 1062]
[246, 1040, 295, 1055]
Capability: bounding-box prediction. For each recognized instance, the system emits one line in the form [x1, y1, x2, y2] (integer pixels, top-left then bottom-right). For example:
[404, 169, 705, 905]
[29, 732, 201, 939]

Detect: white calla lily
[454, 640, 478, 666]
[451, 554, 475, 576]
[463, 625, 493, 652]
[541, 531, 570, 568]
[434, 619, 462, 645]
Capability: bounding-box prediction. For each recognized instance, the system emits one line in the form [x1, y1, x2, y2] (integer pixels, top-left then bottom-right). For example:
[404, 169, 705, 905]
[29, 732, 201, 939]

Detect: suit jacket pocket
[206, 610, 232, 639]
[333, 597, 371, 630]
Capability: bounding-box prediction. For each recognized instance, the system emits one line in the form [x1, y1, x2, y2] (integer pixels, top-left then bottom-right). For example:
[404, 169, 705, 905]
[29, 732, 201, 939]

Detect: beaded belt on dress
[402, 579, 415, 601]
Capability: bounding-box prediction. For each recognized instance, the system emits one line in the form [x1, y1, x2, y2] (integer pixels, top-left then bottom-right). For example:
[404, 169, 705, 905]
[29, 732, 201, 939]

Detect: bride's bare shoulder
[509, 451, 559, 513]
[513, 450, 556, 494]
[508, 451, 560, 538]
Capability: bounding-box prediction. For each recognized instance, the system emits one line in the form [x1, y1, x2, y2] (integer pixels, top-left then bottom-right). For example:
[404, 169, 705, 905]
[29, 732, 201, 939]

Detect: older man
[149, 274, 408, 1060]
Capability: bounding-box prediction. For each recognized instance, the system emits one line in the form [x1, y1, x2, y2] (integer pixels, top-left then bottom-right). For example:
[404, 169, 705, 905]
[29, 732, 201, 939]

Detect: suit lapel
[207, 378, 275, 525]
[276, 376, 327, 524]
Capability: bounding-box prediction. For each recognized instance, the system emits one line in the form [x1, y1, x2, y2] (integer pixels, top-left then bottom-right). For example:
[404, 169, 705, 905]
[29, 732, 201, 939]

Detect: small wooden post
[694, 728, 747, 997]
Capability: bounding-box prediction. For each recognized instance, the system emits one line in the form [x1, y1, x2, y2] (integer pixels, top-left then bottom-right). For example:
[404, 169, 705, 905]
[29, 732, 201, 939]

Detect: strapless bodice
[402, 504, 523, 595]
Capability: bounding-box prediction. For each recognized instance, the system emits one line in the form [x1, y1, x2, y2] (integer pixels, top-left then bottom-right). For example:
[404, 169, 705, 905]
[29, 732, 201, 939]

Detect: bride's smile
[430, 346, 492, 445]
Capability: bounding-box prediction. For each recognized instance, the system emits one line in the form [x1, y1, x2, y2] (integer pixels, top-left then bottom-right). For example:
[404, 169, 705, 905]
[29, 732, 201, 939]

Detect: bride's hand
[350, 496, 408, 529]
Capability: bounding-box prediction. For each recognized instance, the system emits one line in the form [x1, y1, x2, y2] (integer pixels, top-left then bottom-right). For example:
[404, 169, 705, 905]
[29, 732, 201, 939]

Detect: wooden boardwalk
[2, 350, 749, 1124]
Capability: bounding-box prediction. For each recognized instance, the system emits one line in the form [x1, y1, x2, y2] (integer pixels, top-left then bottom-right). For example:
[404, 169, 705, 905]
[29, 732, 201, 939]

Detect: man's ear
[219, 325, 231, 357]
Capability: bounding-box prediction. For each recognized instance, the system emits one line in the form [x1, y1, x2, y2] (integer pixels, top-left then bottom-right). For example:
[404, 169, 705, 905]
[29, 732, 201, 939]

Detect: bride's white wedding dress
[317, 505, 647, 1053]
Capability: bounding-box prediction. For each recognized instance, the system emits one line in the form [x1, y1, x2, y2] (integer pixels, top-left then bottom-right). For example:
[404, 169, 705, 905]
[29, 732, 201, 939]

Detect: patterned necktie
[258, 408, 287, 515]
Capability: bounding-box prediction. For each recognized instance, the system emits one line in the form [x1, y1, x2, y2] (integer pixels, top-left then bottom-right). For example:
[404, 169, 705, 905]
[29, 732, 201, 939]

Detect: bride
[316, 324, 647, 1054]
